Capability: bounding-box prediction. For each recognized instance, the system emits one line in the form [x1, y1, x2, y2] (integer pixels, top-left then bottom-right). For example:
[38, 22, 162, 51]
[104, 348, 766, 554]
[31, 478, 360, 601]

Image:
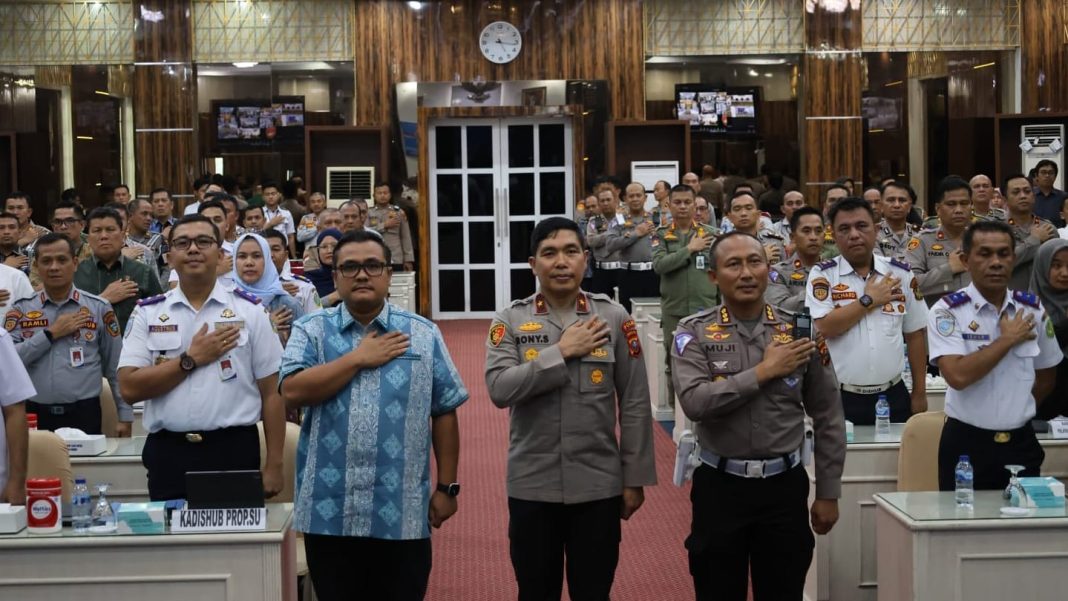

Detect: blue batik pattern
[280, 303, 468, 539]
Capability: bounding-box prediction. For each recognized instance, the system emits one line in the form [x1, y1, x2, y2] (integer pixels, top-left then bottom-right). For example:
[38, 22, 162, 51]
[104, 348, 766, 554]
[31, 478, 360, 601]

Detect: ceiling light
[232, 62, 258, 68]
[408, 1, 424, 9]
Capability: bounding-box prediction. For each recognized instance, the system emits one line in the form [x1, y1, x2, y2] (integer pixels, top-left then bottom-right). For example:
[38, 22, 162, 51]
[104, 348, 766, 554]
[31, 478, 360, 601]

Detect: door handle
[503, 187, 510, 233]
[493, 188, 500, 240]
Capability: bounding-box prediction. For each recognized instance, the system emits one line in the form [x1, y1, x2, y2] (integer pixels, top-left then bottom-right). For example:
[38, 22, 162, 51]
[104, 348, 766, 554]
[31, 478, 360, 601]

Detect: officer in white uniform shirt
[0, 262, 33, 310]
[118, 215, 285, 501]
[806, 197, 930, 425]
[0, 328, 34, 505]
[928, 220, 1062, 491]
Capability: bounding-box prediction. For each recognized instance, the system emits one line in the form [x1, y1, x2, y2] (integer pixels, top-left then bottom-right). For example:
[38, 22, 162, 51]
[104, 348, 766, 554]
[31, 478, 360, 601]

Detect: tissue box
[845, 420, 855, 443]
[116, 502, 166, 534]
[0, 504, 26, 533]
[65, 435, 106, 456]
[1013, 477, 1066, 508]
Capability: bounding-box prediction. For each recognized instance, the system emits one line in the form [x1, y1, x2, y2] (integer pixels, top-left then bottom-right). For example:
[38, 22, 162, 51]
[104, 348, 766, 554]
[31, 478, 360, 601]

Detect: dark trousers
[688, 464, 813, 601]
[590, 267, 620, 299]
[840, 380, 911, 425]
[508, 496, 622, 601]
[617, 270, 659, 315]
[937, 417, 1044, 491]
[28, 397, 101, 435]
[142, 425, 260, 501]
[304, 533, 432, 601]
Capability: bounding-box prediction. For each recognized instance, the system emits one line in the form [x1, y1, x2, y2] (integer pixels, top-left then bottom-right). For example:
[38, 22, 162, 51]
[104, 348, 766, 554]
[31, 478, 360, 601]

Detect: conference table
[804, 425, 1068, 601]
[875, 491, 1068, 601]
[70, 436, 149, 504]
[0, 503, 297, 601]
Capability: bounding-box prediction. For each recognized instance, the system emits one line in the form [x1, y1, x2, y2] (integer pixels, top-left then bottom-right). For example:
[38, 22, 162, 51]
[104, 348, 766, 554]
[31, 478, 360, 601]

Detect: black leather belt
[151, 424, 257, 444]
[27, 397, 99, 416]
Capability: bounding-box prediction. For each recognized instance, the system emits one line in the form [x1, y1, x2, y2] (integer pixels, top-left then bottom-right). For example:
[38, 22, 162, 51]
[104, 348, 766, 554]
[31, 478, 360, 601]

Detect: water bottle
[875, 394, 891, 438]
[955, 455, 974, 509]
[72, 477, 91, 534]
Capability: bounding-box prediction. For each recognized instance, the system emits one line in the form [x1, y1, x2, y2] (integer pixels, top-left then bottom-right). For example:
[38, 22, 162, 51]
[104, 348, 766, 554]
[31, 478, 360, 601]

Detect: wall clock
[479, 21, 522, 64]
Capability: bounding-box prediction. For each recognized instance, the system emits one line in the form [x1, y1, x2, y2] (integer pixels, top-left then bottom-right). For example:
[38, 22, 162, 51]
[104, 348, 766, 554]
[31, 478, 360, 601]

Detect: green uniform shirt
[651, 222, 719, 317]
[74, 255, 164, 334]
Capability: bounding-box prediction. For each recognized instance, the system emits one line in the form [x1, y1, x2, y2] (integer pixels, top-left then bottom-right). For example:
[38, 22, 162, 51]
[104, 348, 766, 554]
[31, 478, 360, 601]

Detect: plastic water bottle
[875, 395, 891, 438]
[955, 455, 974, 509]
[72, 477, 91, 534]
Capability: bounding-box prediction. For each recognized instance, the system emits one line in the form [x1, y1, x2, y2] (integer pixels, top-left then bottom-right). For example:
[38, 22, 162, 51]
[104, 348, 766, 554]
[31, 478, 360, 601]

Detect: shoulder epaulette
[79, 290, 110, 305]
[942, 290, 971, 308]
[509, 296, 533, 308]
[890, 257, 911, 271]
[678, 307, 717, 326]
[762, 231, 784, 240]
[233, 288, 262, 305]
[817, 259, 837, 270]
[137, 294, 166, 306]
[292, 274, 311, 283]
[1013, 289, 1041, 309]
[586, 292, 614, 302]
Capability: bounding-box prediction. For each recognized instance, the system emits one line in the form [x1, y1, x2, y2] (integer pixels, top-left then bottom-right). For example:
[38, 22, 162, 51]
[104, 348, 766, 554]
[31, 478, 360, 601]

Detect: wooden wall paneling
[354, 0, 644, 126]
[303, 126, 390, 195]
[803, 2, 862, 202]
[758, 100, 800, 180]
[133, 0, 196, 202]
[1021, 0, 1068, 113]
[605, 120, 690, 181]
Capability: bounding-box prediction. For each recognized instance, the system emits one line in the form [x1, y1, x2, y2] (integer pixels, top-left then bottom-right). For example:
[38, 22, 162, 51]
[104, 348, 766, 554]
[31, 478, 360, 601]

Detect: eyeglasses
[337, 261, 388, 278]
[170, 236, 219, 251]
[1038, 169, 1056, 176]
[52, 218, 83, 228]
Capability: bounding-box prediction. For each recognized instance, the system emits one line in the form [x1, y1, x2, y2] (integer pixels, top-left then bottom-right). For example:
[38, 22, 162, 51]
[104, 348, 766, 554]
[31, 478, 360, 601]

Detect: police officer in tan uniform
[876, 181, 920, 260]
[609, 182, 659, 312]
[906, 176, 975, 307]
[366, 183, 414, 272]
[672, 231, 845, 601]
[485, 216, 657, 601]
[766, 207, 825, 312]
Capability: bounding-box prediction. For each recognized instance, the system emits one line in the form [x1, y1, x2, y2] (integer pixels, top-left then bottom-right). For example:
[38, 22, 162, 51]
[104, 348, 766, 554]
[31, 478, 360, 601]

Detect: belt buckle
[745, 460, 765, 478]
[185, 433, 204, 443]
[49, 406, 65, 416]
[994, 431, 1011, 443]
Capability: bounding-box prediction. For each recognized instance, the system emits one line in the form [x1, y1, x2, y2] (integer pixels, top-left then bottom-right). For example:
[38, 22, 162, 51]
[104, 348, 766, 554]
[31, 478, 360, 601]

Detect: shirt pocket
[146, 332, 182, 361]
[703, 352, 742, 375]
[578, 347, 615, 393]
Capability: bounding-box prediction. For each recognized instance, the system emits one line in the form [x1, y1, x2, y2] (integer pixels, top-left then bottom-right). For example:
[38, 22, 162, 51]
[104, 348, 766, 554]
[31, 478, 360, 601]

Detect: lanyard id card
[70, 346, 85, 368]
[695, 254, 706, 270]
[219, 355, 237, 381]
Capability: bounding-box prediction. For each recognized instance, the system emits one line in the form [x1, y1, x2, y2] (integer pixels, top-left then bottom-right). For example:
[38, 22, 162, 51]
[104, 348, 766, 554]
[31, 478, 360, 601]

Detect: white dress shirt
[263, 206, 295, 237]
[928, 283, 1063, 430]
[118, 282, 282, 433]
[0, 328, 36, 491]
[0, 263, 34, 310]
[805, 254, 929, 386]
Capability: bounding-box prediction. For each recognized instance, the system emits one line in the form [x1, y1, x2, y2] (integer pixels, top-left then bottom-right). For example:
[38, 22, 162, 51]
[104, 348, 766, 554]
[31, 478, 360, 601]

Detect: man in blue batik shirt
[280, 230, 468, 601]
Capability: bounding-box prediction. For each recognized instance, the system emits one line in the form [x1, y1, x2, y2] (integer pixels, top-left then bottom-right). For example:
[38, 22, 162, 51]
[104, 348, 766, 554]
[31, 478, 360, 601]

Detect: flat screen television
[674, 85, 759, 136]
[213, 96, 305, 150]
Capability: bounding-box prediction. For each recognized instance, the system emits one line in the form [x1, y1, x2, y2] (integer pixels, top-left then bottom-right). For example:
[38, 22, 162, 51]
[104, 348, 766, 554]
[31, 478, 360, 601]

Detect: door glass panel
[438, 270, 465, 312]
[539, 124, 565, 167]
[435, 127, 462, 169]
[437, 223, 464, 264]
[509, 173, 535, 216]
[539, 172, 566, 215]
[511, 269, 536, 302]
[436, 174, 463, 217]
[468, 174, 495, 217]
[508, 125, 534, 168]
[470, 270, 497, 311]
[469, 222, 495, 264]
[467, 126, 493, 169]
[509, 221, 535, 263]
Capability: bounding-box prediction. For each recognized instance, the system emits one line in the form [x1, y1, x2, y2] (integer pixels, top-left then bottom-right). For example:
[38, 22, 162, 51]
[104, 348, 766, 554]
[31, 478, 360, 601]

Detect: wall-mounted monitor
[674, 84, 759, 136]
[213, 96, 305, 150]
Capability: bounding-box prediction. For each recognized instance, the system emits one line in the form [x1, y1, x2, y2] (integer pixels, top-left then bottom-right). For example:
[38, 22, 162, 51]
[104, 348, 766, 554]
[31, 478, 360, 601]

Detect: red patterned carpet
[426, 320, 698, 601]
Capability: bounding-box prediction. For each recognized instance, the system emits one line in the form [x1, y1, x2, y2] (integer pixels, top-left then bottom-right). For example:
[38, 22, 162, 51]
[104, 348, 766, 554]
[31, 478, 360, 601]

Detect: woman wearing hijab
[1030, 238, 1068, 420]
[232, 232, 305, 346]
[303, 228, 342, 307]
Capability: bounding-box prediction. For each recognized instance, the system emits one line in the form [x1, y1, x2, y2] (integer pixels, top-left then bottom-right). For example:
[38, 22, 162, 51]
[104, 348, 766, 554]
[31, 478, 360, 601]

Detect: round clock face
[480, 21, 522, 64]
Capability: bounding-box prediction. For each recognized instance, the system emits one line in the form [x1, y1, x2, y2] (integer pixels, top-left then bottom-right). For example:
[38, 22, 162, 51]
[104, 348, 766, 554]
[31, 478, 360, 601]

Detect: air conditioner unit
[325, 166, 375, 208]
[1021, 124, 1064, 190]
[630, 161, 679, 211]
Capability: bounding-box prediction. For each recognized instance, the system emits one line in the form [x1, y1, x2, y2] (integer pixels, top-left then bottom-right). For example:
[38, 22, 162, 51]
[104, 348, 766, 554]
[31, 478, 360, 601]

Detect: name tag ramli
[171, 507, 267, 532]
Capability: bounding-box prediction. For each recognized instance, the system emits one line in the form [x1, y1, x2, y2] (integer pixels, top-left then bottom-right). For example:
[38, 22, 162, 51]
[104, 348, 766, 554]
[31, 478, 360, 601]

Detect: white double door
[429, 117, 574, 319]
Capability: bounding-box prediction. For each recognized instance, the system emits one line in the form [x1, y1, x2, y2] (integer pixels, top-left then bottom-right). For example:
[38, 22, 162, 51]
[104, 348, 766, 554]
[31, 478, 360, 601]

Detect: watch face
[480, 21, 522, 64]
[180, 354, 196, 371]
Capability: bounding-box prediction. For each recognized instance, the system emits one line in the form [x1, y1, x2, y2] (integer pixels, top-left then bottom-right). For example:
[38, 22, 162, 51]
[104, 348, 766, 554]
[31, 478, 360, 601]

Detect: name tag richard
[171, 507, 266, 532]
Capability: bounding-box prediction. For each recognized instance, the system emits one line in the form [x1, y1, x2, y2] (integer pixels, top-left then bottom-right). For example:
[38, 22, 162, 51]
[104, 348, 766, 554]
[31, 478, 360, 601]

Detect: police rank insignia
[811, 277, 830, 302]
[518, 322, 543, 332]
[524, 348, 539, 362]
[590, 369, 604, 384]
[488, 322, 506, 347]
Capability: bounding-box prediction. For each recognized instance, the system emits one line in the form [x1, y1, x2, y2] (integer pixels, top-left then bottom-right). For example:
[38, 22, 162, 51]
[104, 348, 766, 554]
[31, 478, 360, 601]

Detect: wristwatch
[179, 352, 197, 372]
[859, 294, 874, 308]
[437, 482, 460, 497]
